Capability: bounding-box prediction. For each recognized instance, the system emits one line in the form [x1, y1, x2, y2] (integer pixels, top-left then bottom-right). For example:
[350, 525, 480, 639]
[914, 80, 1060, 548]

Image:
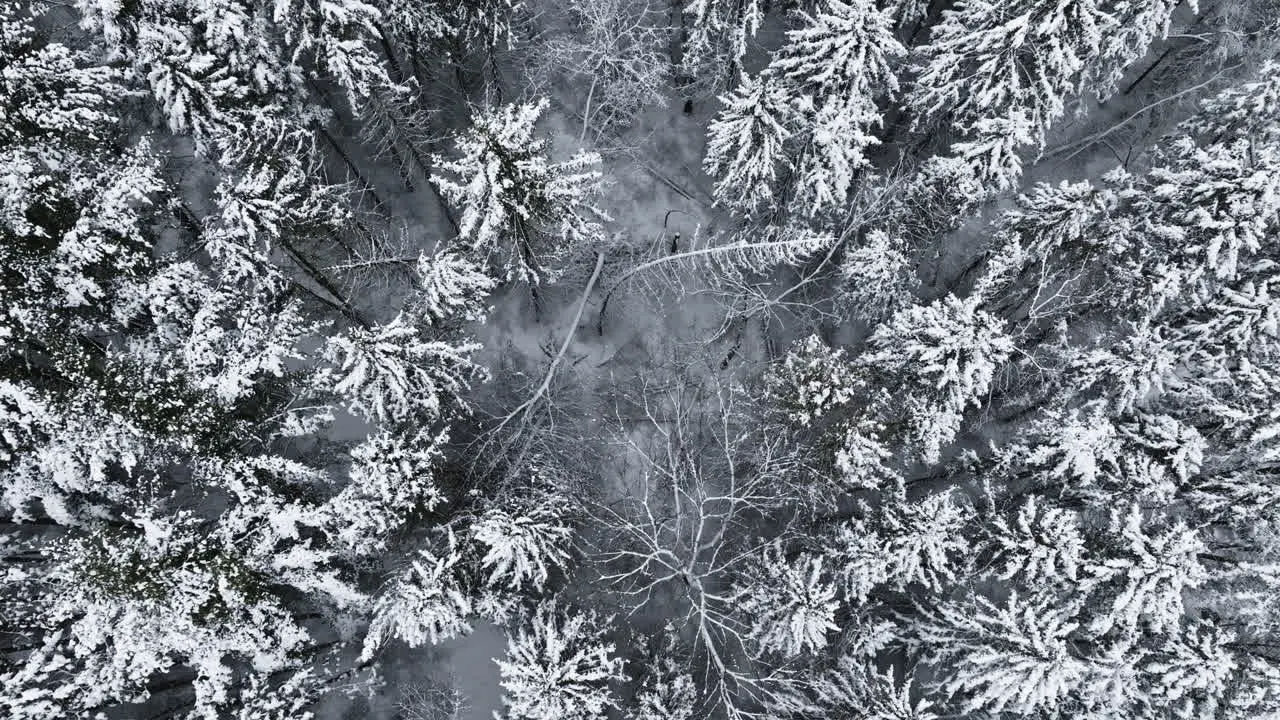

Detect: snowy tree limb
[1048, 65, 1241, 164]
[486, 251, 606, 443]
[597, 232, 833, 334]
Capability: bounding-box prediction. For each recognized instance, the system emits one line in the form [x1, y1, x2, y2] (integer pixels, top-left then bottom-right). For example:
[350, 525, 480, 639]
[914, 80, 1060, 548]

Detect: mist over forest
[3, 1, 1280, 718]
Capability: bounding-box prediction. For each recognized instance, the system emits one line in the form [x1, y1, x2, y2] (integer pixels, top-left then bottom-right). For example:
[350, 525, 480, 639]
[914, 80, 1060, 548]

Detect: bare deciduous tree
[523, 0, 672, 143]
[398, 677, 470, 720]
[588, 369, 807, 718]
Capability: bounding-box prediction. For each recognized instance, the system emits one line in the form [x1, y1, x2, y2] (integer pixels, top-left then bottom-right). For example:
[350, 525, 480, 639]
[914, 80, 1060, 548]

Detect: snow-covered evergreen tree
[1, 512, 355, 719]
[836, 229, 915, 321]
[1136, 618, 1244, 719]
[363, 529, 475, 658]
[986, 495, 1086, 586]
[495, 602, 625, 720]
[627, 640, 697, 720]
[682, 0, 766, 88]
[703, 0, 903, 215]
[737, 544, 841, 657]
[768, 0, 904, 212]
[807, 660, 937, 720]
[916, 591, 1093, 715]
[210, 123, 351, 251]
[1085, 506, 1208, 639]
[375, 0, 520, 56]
[327, 428, 450, 556]
[1183, 59, 1280, 144]
[910, 0, 1193, 188]
[764, 334, 859, 427]
[883, 0, 930, 30]
[866, 486, 973, 592]
[703, 72, 796, 213]
[433, 99, 608, 284]
[471, 490, 574, 592]
[862, 294, 1014, 462]
[413, 248, 497, 325]
[318, 312, 482, 424]
[74, 0, 389, 148]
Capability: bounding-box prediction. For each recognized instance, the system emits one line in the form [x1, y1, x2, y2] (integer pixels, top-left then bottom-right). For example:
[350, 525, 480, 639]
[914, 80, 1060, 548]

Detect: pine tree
[75, 0, 390, 148]
[862, 294, 1014, 462]
[836, 229, 915, 321]
[910, 0, 1191, 188]
[318, 312, 482, 425]
[326, 428, 450, 556]
[1084, 507, 1208, 639]
[986, 495, 1086, 586]
[1141, 136, 1280, 282]
[682, 0, 767, 87]
[872, 486, 973, 592]
[433, 99, 608, 284]
[470, 489, 574, 592]
[916, 591, 1092, 715]
[1183, 59, 1280, 144]
[363, 529, 475, 658]
[413, 248, 498, 325]
[883, 0, 930, 30]
[495, 602, 625, 720]
[0, 501, 365, 718]
[1093, 0, 1194, 98]
[0, 8, 122, 147]
[768, 0, 905, 212]
[763, 334, 859, 428]
[627, 641, 697, 720]
[737, 544, 841, 657]
[376, 0, 515, 48]
[703, 72, 796, 213]
[809, 661, 937, 720]
[210, 123, 351, 251]
[1138, 618, 1241, 719]
[827, 519, 894, 605]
